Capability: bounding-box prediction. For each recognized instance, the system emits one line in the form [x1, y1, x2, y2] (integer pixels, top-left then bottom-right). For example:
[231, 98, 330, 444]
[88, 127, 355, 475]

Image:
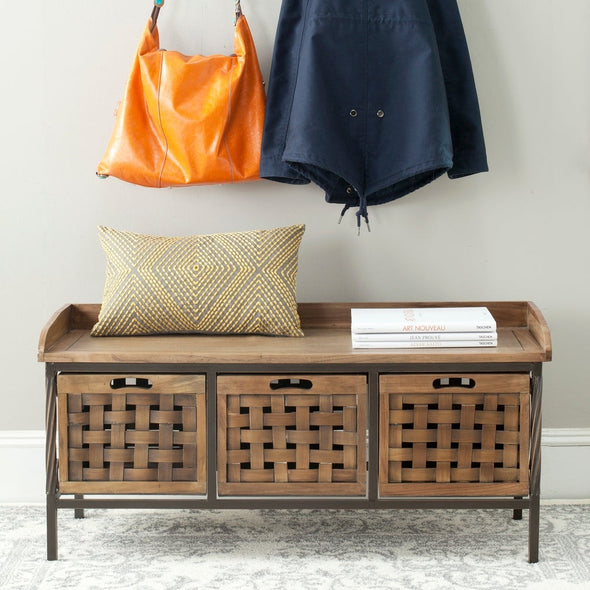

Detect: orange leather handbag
[97, 0, 266, 187]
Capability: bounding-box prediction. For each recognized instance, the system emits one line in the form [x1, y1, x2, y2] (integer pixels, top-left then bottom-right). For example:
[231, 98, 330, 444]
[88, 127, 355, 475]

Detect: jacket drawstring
[337, 195, 371, 234]
[338, 203, 351, 224]
[355, 193, 370, 235]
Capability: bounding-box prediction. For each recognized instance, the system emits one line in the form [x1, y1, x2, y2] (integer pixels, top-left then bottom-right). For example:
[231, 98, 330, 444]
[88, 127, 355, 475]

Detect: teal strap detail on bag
[149, 0, 163, 33]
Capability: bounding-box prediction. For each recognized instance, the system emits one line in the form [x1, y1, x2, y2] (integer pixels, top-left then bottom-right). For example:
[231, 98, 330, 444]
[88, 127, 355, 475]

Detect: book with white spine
[351, 307, 496, 334]
[351, 339, 497, 349]
[352, 331, 497, 342]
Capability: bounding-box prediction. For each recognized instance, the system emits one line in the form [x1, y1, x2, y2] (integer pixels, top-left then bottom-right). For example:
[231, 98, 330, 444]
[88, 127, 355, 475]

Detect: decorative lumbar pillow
[91, 224, 305, 337]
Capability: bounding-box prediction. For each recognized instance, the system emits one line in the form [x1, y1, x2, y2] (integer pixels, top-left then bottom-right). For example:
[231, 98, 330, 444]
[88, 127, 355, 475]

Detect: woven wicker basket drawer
[379, 373, 530, 497]
[57, 374, 206, 494]
[217, 374, 367, 496]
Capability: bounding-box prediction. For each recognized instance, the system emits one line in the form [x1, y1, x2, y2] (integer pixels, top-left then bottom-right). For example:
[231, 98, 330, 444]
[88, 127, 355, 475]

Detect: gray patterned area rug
[1, 504, 589, 590]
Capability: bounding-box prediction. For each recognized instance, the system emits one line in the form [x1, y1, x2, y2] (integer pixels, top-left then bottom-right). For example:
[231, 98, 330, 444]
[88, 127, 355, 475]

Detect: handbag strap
[234, 1, 243, 23]
[149, 0, 164, 33]
[149, 0, 243, 33]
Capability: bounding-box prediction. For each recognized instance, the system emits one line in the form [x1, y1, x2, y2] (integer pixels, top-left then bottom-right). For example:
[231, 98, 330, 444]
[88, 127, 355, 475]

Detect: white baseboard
[0, 431, 46, 503]
[1, 429, 589, 503]
[540, 429, 590, 499]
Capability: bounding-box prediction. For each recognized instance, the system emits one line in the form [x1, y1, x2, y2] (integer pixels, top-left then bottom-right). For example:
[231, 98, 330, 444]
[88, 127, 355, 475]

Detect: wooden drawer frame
[379, 374, 530, 497]
[217, 374, 367, 496]
[57, 374, 207, 494]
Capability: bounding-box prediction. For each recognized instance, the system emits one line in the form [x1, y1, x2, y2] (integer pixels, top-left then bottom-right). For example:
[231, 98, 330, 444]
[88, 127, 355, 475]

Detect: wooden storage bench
[38, 301, 551, 562]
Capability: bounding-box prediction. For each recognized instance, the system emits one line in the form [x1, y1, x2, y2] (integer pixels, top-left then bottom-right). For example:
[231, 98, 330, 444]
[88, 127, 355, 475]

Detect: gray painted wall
[1, 0, 588, 430]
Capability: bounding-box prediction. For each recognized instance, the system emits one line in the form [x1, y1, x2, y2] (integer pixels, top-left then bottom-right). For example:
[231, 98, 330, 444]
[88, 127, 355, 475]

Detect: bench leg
[74, 495, 85, 519]
[47, 493, 58, 561]
[528, 494, 540, 563]
[46, 364, 59, 560]
[513, 496, 523, 520]
[528, 370, 543, 563]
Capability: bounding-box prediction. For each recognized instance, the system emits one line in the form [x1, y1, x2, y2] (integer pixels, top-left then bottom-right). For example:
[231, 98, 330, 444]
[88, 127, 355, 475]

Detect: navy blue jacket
[426, 0, 488, 179]
[260, 0, 488, 224]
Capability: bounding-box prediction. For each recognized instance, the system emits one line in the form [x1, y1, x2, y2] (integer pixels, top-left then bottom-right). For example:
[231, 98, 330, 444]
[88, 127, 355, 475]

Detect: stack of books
[351, 307, 497, 349]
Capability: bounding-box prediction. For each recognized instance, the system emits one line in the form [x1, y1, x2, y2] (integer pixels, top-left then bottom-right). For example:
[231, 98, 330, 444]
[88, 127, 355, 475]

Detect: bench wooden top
[38, 302, 551, 365]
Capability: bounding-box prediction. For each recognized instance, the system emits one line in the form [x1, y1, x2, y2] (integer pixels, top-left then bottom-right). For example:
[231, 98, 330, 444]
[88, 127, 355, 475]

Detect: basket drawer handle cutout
[270, 378, 313, 390]
[433, 377, 476, 389]
[110, 377, 153, 390]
